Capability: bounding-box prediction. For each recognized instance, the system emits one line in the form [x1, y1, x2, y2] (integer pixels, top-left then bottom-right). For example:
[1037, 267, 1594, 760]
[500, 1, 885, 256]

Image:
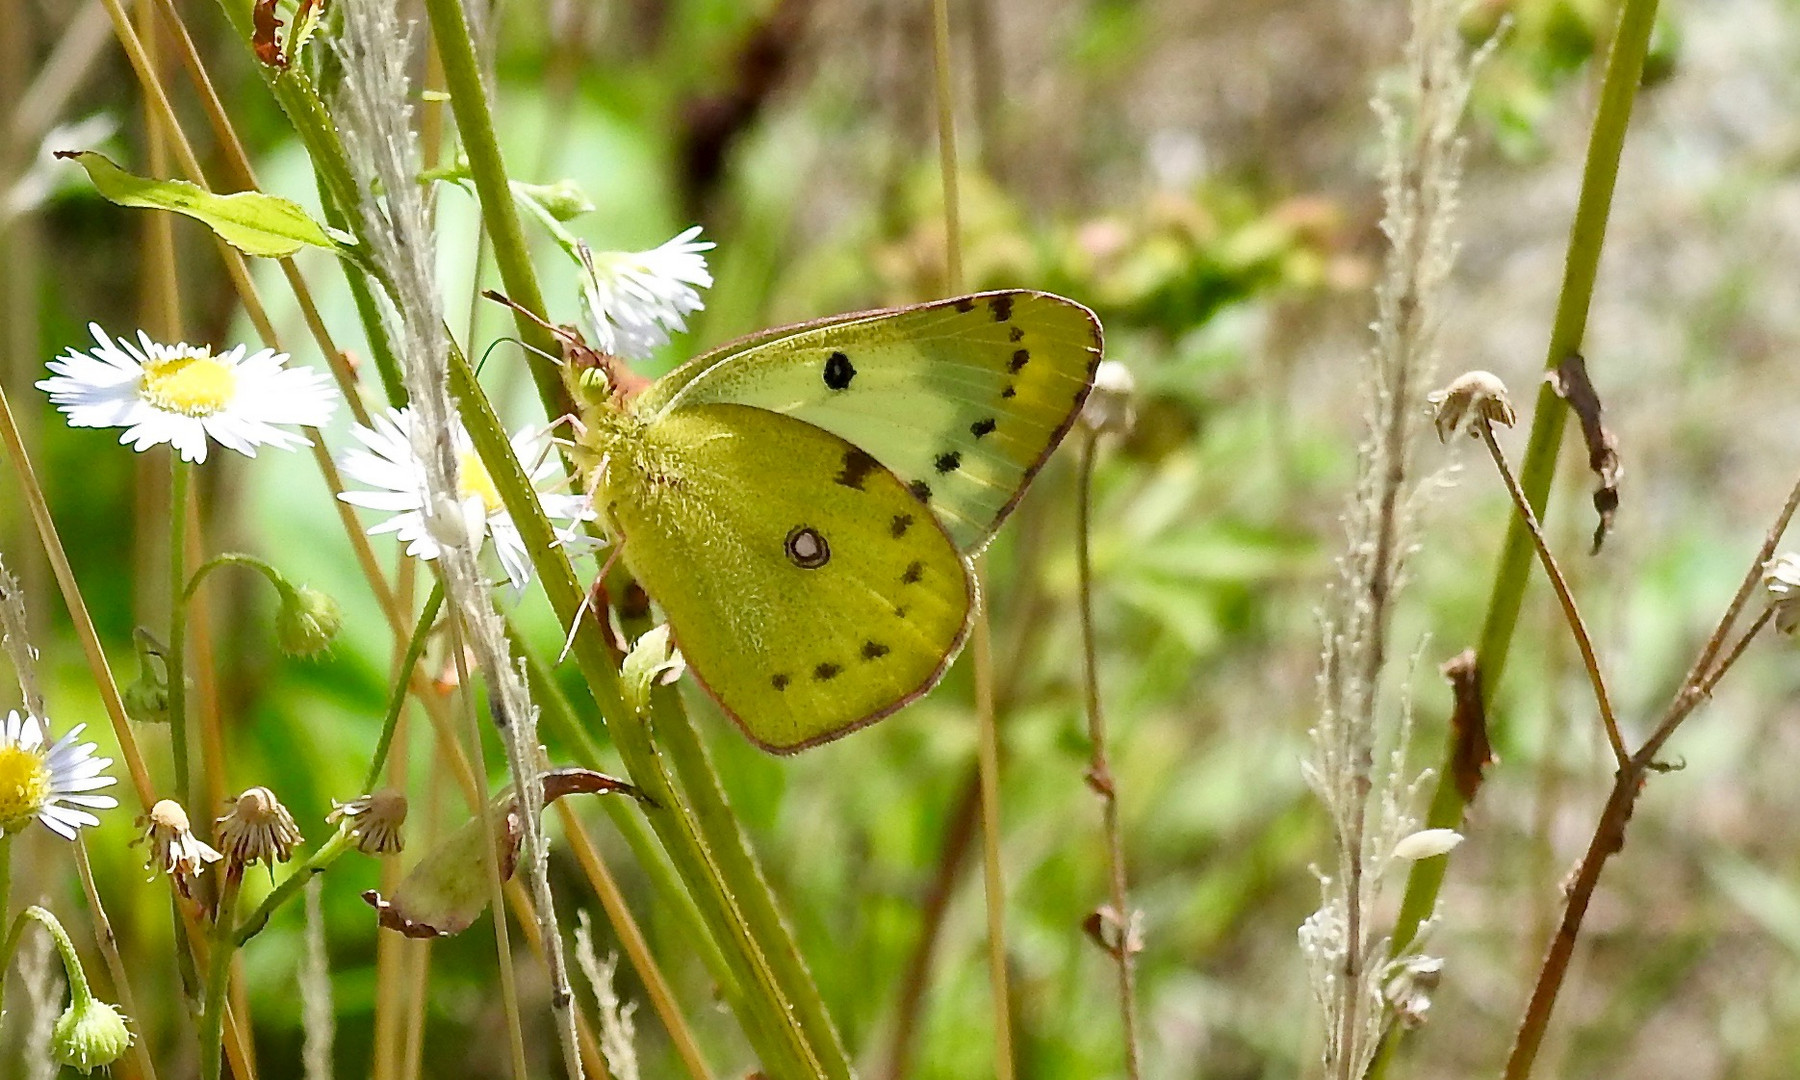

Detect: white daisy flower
[578, 225, 714, 360]
[337, 407, 597, 594]
[0, 711, 119, 840]
[38, 323, 339, 464]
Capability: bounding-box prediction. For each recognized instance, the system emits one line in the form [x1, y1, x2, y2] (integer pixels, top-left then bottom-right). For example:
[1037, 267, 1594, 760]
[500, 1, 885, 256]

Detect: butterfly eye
[785, 525, 830, 569]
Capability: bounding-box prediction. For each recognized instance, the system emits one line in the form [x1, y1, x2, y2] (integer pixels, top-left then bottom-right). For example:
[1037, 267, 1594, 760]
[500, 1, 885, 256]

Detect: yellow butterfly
[571, 290, 1102, 752]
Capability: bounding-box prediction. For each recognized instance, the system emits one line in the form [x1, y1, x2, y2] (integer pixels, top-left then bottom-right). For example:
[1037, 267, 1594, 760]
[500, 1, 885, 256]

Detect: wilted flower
[1427, 370, 1515, 442]
[38, 323, 337, 463]
[577, 226, 713, 360]
[0, 711, 117, 839]
[135, 799, 222, 898]
[337, 408, 596, 595]
[328, 789, 408, 855]
[216, 786, 302, 873]
[1763, 553, 1800, 636]
[1382, 953, 1445, 1030]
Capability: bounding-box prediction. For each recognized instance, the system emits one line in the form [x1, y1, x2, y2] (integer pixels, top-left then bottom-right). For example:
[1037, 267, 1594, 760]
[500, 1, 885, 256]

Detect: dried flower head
[135, 799, 223, 898]
[1428, 370, 1516, 442]
[1763, 553, 1800, 636]
[216, 786, 303, 872]
[327, 788, 408, 855]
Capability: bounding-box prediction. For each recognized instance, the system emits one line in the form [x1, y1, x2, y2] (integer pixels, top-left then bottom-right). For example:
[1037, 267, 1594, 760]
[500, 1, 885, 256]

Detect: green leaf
[58, 150, 336, 258]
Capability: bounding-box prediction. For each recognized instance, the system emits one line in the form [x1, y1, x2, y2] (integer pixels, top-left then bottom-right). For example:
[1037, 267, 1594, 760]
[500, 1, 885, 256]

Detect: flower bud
[275, 584, 342, 658]
[51, 995, 133, 1073]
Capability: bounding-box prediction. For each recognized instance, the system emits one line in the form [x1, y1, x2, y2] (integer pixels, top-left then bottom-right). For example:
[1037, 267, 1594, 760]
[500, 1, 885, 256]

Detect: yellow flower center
[0, 743, 51, 835]
[139, 349, 238, 417]
[457, 449, 504, 516]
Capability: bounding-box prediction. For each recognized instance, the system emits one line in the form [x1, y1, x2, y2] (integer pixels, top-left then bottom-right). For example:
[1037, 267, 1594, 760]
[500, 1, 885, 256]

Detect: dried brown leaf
[1546, 354, 1621, 553]
[252, 0, 287, 68]
[1442, 648, 1493, 803]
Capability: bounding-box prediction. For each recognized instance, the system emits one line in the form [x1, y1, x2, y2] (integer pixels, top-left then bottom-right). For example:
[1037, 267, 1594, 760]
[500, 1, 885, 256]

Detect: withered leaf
[251, 0, 287, 69]
[1442, 649, 1493, 803]
[1546, 354, 1621, 554]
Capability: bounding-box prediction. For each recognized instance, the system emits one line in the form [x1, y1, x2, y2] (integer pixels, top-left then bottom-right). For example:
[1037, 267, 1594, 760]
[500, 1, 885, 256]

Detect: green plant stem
[182, 551, 284, 602]
[3, 905, 89, 1006]
[1384, 0, 1661, 965]
[199, 877, 242, 1080]
[362, 585, 444, 794]
[168, 455, 193, 811]
[446, 346, 847, 1078]
[418, 0, 568, 418]
[233, 827, 357, 947]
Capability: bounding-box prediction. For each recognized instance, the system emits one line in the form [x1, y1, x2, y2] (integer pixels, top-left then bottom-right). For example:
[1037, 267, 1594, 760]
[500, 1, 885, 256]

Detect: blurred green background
[5, 0, 1800, 1077]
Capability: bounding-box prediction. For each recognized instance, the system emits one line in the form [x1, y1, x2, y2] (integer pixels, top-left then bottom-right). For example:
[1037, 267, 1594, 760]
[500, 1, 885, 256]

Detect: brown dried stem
[1502, 468, 1800, 1080]
[1476, 421, 1627, 769]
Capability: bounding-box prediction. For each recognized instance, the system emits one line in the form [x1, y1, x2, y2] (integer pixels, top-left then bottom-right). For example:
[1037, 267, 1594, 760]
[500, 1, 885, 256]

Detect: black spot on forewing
[771, 674, 791, 691]
[989, 295, 1014, 322]
[823, 351, 856, 390]
[1001, 385, 1017, 399]
[835, 447, 878, 490]
[1009, 348, 1030, 373]
[908, 479, 932, 502]
[934, 451, 961, 473]
[970, 417, 996, 439]
[814, 662, 841, 681]
[1009, 325, 1024, 343]
[890, 513, 914, 537]
[954, 297, 976, 313]
[861, 641, 890, 661]
[901, 561, 924, 584]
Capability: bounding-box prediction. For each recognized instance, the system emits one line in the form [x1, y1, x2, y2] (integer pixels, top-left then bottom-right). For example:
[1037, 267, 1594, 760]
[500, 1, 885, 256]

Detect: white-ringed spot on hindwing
[785, 525, 830, 569]
[823, 351, 856, 390]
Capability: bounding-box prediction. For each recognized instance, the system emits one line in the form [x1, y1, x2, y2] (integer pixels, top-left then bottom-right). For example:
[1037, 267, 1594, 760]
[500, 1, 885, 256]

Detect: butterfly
[569, 290, 1103, 753]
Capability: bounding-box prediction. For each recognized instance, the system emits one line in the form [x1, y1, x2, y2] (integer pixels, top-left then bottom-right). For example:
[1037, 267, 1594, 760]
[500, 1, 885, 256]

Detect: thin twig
[1477, 422, 1627, 769]
[1502, 467, 1800, 1080]
[1075, 431, 1142, 1077]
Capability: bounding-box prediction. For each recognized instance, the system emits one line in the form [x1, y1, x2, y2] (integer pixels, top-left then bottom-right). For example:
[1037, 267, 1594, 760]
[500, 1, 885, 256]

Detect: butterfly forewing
[648, 291, 1102, 554]
[603, 403, 973, 752]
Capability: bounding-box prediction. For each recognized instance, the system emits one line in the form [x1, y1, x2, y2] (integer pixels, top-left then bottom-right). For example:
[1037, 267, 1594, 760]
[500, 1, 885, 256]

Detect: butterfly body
[576, 290, 1102, 752]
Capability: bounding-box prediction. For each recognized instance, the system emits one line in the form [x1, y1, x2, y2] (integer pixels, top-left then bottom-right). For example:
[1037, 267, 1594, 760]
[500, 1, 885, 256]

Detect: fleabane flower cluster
[0, 711, 117, 840]
[38, 323, 337, 463]
[578, 225, 714, 360]
[338, 407, 596, 594]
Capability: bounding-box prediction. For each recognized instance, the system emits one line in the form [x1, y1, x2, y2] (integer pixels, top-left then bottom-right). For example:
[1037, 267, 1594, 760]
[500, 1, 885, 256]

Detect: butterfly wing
[603, 402, 974, 752]
[641, 291, 1102, 554]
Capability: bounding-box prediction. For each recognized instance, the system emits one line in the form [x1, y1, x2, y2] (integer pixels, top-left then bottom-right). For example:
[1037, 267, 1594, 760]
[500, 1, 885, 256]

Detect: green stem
[168, 456, 193, 812]
[183, 551, 283, 603]
[3, 905, 92, 1009]
[198, 879, 241, 1080]
[418, 0, 568, 419]
[233, 826, 357, 947]
[361, 584, 444, 794]
[446, 345, 847, 1077]
[1376, 0, 1660, 1070]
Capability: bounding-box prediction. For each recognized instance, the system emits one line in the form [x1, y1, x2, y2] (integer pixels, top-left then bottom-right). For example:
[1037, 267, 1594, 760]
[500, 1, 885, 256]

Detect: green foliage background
[4, 0, 1800, 1077]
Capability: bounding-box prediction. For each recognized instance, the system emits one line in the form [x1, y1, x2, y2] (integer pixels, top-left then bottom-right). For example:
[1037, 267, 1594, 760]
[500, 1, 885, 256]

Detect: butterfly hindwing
[601, 402, 973, 752]
[643, 291, 1102, 553]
